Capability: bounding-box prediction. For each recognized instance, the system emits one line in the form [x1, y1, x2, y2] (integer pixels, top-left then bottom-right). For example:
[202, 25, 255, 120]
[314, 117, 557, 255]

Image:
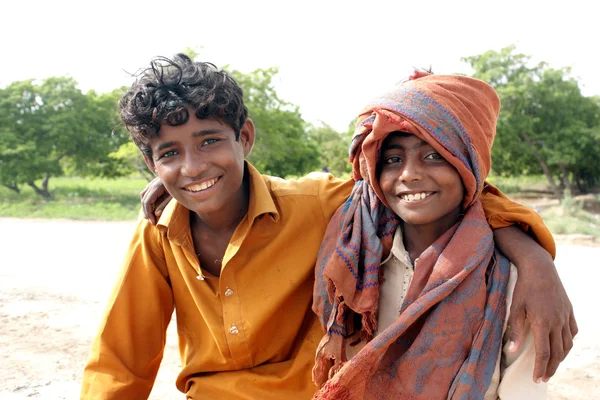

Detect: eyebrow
[383, 141, 431, 151]
[192, 128, 226, 138]
[156, 141, 176, 152]
[155, 129, 226, 152]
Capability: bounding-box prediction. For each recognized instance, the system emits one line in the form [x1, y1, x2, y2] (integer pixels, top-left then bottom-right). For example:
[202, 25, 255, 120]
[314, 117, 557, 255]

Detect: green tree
[230, 67, 320, 177]
[0, 78, 129, 198]
[463, 46, 600, 194]
[308, 122, 353, 176]
[108, 141, 155, 182]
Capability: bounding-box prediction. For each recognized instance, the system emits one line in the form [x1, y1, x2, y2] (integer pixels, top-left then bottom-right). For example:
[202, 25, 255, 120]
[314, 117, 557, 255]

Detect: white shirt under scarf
[346, 226, 547, 399]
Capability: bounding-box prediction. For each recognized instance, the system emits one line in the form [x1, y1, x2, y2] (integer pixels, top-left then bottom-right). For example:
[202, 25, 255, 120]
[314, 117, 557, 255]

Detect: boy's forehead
[382, 132, 428, 148]
[158, 117, 233, 137]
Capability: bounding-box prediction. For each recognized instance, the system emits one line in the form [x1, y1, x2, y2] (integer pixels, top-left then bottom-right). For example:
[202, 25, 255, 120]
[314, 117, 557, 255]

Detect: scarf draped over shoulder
[312, 71, 510, 400]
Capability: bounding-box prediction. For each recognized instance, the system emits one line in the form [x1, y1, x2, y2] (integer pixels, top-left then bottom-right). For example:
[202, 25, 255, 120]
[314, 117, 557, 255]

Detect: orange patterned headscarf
[353, 70, 499, 209]
[312, 72, 508, 400]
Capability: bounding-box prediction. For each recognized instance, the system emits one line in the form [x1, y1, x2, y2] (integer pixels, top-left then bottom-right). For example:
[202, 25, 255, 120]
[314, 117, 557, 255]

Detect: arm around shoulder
[496, 265, 547, 400]
[315, 173, 354, 223]
[81, 219, 174, 399]
[480, 182, 555, 258]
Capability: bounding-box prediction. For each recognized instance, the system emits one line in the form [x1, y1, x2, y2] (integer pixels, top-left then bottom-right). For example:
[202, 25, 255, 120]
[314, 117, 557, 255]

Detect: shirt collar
[384, 225, 414, 268]
[156, 161, 279, 245]
[245, 162, 279, 224]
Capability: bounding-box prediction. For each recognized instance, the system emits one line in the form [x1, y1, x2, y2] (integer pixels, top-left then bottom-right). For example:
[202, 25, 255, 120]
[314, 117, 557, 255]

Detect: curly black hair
[119, 54, 248, 155]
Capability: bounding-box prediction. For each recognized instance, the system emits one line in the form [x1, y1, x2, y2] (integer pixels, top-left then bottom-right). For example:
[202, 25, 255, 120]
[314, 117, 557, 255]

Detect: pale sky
[1, 0, 597, 132]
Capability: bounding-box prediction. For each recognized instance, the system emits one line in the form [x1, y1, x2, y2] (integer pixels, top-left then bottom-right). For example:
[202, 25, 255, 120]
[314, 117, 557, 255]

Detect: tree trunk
[574, 174, 586, 193]
[520, 132, 561, 196]
[558, 164, 574, 194]
[136, 158, 156, 182]
[28, 174, 53, 199]
[2, 184, 20, 194]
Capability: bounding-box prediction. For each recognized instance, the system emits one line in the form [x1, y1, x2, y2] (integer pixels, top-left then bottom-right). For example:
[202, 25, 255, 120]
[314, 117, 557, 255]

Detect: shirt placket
[218, 220, 254, 370]
[219, 263, 253, 369]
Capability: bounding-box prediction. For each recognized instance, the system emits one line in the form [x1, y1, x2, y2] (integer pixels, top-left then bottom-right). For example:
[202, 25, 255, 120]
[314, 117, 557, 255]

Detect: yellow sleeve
[317, 174, 354, 222]
[480, 182, 556, 259]
[80, 219, 174, 399]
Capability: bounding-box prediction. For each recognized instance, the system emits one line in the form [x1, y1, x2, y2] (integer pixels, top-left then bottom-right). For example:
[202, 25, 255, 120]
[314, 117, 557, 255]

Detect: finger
[507, 307, 527, 353]
[140, 186, 148, 199]
[569, 312, 579, 338]
[561, 325, 574, 359]
[543, 329, 565, 381]
[141, 191, 156, 225]
[155, 195, 172, 217]
[531, 323, 551, 382]
[146, 181, 166, 206]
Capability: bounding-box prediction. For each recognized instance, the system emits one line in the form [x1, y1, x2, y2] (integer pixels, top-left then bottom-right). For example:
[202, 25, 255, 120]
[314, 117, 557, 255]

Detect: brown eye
[201, 138, 220, 147]
[385, 156, 402, 164]
[425, 152, 443, 160]
[159, 150, 178, 159]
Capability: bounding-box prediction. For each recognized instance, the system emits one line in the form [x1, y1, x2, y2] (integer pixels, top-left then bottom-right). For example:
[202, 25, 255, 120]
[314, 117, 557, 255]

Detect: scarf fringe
[359, 311, 377, 343]
[313, 380, 351, 400]
[312, 354, 331, 387]
[313, 355, 347, 387]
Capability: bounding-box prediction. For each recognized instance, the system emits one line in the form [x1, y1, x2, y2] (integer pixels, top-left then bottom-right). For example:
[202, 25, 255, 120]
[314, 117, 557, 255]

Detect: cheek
[155, 164, 178, 184]
[444, 170, 465, 202]
[378, 170, 397, 201]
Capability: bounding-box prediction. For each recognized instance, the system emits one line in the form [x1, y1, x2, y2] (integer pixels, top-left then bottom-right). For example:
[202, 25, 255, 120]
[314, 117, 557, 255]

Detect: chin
[189, 202, 223, 215]
[397, 212, 438, 226]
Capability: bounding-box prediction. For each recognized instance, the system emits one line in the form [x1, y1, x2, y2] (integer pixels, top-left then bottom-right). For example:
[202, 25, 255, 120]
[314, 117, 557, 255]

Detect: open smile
[182, 176, 222, 194]
[398, 191, 436, 203]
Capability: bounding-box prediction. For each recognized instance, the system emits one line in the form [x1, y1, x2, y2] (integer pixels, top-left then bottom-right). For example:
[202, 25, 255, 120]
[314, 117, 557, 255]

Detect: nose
[399, 157, 423, 183]
[180, 153, 208, 178]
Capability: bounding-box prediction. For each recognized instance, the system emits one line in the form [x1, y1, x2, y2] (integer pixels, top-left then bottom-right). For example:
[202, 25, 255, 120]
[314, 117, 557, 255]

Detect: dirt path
[0, 218, 598, 399]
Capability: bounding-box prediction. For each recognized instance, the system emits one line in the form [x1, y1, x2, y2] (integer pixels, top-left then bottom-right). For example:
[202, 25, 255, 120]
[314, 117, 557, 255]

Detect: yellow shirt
[81, 164, 554, 399]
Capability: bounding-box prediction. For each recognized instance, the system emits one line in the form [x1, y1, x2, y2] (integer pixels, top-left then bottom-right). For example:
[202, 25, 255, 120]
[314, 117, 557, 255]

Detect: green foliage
[182, 46, 202, 61]
[0, 79, 129, 197]
[229, 68, 320, 177]
[0, 176, 147, 220]
[109, 142, 154, 182]
[463, 46, 600, 194]
[308, 122, 353, 176]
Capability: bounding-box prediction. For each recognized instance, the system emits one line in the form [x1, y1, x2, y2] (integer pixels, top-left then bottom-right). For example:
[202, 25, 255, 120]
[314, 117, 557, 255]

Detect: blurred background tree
[463, 45, 600, 195]
[0, 78, 129, 198]
[2, 45, 598, 203]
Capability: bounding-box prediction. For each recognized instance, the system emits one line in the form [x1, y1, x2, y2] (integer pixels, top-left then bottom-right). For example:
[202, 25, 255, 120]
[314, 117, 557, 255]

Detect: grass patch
[0, 176, 149, 220]
[487, 174, 549, 194]
[540, 194, 600, 237]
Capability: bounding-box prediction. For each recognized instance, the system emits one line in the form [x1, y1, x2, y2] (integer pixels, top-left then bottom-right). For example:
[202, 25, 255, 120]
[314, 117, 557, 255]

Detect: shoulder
[262, 172, 348, 198]
[134, 201, 190, 255]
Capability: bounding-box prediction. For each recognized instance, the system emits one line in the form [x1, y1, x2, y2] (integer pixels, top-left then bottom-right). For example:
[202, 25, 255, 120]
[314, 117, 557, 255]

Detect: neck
[191, 174, 250, 235]
[402, 210, 461, 264]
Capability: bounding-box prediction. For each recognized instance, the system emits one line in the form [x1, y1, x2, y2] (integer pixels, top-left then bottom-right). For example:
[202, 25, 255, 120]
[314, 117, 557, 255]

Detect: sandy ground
[0, 218, 598, 399]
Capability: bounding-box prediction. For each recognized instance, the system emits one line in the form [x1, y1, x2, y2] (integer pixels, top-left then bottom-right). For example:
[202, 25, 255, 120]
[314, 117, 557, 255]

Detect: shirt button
[224, 288, 234, 297]
[196, 275, 205, 281]
[229, 325, 239, 335]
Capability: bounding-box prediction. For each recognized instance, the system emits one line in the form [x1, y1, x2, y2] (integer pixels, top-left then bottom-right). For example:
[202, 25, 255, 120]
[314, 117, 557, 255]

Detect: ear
[239, 119, 256, 158]
[142, 153, 157, 175]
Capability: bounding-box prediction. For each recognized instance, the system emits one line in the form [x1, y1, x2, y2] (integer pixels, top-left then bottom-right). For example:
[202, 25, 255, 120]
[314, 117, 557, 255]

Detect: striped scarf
[312, 72, 510, 399]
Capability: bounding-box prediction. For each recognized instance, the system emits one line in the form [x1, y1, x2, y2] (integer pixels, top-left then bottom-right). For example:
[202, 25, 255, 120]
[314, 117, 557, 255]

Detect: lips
[182, 176, 221, 193]
[398, 191, 435, 202]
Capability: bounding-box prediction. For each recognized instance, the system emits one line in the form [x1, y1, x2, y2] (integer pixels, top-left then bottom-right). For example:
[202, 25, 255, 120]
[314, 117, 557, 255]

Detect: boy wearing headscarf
[313, 72, 562, 399]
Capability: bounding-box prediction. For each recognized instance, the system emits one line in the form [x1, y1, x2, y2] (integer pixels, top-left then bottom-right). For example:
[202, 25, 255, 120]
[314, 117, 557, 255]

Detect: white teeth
[186, 178, 218, 192]
[401, 192, 430, 202]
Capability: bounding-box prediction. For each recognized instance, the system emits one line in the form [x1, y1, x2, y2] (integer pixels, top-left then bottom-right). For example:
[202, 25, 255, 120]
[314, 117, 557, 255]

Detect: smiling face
[143, 109, 255, 218]
[378, 132, 464, 231]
